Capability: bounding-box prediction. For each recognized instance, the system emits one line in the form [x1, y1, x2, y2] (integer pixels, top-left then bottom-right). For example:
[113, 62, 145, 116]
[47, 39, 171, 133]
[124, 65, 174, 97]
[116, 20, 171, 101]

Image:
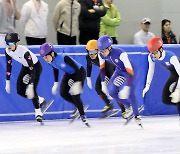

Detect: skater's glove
[5, 80, 10, 93]
[142, 84, 150, 97]
[23, 74, 30, 84]
[26, 84, 34, 99]
[71, 81, 82, 95]
[118, 86, 130, 99]
[86, 77, 92, 89]
[170, 88, 180, 103]
[101, 82, 108, 94]
[52, 82, 58, 95]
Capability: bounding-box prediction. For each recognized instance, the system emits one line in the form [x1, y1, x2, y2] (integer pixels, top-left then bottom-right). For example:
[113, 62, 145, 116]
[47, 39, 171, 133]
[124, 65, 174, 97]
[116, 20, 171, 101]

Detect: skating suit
[99, 47, 139, 115]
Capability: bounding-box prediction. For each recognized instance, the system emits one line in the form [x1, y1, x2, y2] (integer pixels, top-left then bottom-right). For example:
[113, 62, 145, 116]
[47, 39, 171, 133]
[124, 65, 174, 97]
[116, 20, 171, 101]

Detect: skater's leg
[95, 75, 113, 113]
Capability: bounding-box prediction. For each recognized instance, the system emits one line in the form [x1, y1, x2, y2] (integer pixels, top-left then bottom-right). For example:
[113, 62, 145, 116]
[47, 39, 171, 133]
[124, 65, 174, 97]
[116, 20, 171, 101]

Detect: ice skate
[135, 116, 143, 128]
[124, 105, 144, 125]
[101, 103, 113, 113]
[38, 96, 46, 108]
[123, 105, 133, 119]
[35, 108, 44, 125]
[70, 104, 89, 123]
[80, 115, 90, 127]
[70, 108, 78, 118]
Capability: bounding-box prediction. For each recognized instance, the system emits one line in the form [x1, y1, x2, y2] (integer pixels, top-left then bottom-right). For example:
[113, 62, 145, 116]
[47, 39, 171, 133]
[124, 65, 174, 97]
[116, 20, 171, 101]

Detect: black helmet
[5, 33, 20, 43]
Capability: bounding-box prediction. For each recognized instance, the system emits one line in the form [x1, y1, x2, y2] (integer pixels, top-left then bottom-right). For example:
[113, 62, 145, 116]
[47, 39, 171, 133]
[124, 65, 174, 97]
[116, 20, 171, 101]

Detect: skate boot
[122, 111, 127, 119]
[35, 108, 43, 124]
[80, 115, 90, 127]
[38, 96, 46, 108]
[102, 103, 113, 113]
[135, 115, 143, 128]
[123, 105, 133, 119]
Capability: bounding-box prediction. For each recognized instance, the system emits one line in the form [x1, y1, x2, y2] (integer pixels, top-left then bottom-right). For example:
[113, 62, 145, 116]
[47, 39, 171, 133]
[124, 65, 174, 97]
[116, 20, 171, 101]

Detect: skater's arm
[52, 67, 59, 82]
[64, 55, 79, 72]
[170, 56, 180, 88]
[86, 55, 92, 77]
[5, 52, 12, 80]
[145, 54, 155, 86]
[98, 54, 106, 82]
[120, 52, 134, 76]
[24, 51, 35, 84]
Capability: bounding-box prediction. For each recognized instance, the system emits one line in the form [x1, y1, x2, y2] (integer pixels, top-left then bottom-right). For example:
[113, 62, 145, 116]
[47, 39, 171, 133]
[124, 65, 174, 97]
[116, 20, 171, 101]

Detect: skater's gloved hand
[23, 74, 30, 84]
[142, 84, 150, 97]
[86, 77, 92, 89]
[170, 88, 180, 103]
[118, 86, 130, 99]
[26, 83, 34, 99]
[5, 80, 10, 93]
[71, 81, 82, 95]
[52, 82, 58, 95]
[101, 82, 108, 94]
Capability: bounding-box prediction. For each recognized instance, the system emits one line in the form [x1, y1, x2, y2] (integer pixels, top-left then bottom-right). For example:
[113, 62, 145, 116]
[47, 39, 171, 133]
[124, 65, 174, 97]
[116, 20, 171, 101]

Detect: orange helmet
[86, 40, 98, 54]
[147, 37, 163, 53]
[86, 40, 98, 50]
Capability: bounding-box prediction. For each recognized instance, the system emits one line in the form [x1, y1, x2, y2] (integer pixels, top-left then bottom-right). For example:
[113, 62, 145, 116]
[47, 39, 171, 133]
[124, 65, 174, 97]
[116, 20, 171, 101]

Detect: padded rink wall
[0, 44, 180, 122]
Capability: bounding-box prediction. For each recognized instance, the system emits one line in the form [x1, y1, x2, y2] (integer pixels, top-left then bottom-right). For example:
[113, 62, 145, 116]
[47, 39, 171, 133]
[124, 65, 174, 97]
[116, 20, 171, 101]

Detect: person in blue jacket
[97, 35, 142, 126]
[39, 43, 89, 127]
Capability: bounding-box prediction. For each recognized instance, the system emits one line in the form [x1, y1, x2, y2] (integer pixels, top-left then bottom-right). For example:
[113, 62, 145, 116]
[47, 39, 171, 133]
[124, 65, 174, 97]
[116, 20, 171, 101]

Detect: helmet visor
[88, 49, 98, 55]
[6, 42, 15, 46]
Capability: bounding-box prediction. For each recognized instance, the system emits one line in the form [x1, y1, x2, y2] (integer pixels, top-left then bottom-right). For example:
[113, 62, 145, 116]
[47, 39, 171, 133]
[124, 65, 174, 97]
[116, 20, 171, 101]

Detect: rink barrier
[0, 44, 180, 122]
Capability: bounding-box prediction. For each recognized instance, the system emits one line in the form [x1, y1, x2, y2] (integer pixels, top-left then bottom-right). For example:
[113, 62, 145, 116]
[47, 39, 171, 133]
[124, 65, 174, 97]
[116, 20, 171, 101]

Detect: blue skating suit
[49, 53, 81, 74]
[100, 47, 139, 116]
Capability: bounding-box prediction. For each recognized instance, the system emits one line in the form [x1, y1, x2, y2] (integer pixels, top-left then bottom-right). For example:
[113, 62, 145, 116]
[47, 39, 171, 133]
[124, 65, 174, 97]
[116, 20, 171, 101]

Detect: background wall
[15, 0, 180, 44]
[0, 44, 179, 121]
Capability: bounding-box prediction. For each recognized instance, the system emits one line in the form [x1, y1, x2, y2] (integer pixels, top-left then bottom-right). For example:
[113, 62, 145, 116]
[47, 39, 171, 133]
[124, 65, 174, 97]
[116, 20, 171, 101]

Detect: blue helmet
[39, 43, 54, 57]
[97, 35, 113, 50]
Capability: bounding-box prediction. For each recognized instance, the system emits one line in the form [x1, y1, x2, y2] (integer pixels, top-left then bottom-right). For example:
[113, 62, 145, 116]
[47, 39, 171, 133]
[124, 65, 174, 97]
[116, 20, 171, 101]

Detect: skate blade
[42, 99, 54, 115]
[40, 122, 44, 126]
[85, 123, 91, 128]
[138, 124, 143, 128]
[99, 109, 120, 119]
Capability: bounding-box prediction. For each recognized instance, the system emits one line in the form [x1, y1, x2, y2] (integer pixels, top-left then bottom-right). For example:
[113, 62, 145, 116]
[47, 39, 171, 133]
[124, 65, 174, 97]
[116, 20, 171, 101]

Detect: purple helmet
[97, 35, 113, 50]
[39, 43, 54, 57]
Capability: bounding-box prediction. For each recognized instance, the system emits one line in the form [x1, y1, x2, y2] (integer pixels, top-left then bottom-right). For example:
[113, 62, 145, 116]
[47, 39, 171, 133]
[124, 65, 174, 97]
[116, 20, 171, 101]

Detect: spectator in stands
[20, 0, 49, 45]
[161, 19, 177, 44]
[78, 0, 106, 45]
[53, 0, 80, 45]
[134, 17, 155, 45]
[0, 0, 21, 47]
[99, 0, 121, 44]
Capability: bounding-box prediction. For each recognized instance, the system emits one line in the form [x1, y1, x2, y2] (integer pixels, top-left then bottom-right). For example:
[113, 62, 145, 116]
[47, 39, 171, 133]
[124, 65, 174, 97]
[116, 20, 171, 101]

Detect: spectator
[20, 0, 49, 45]
[78, 0, 106, 45]
[53, 0, 80, 45]
[99, 0, 121, 44]
[0, 0, 21, 47]
[134, 17, 155, 45]
[162, 19, 177, 44]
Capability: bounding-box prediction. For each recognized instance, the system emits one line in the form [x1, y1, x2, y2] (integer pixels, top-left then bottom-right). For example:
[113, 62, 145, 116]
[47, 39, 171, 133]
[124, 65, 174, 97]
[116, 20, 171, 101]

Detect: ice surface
[0, 116, 180, 154]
